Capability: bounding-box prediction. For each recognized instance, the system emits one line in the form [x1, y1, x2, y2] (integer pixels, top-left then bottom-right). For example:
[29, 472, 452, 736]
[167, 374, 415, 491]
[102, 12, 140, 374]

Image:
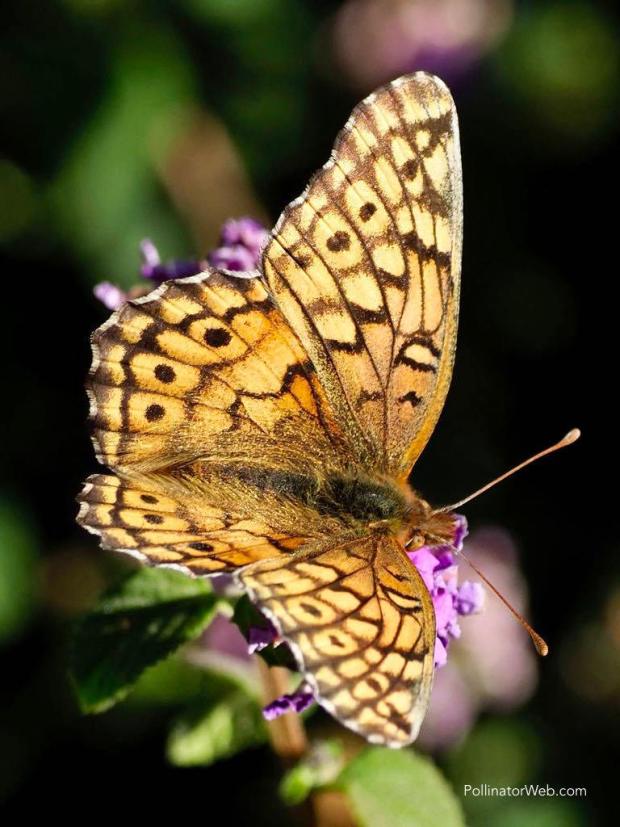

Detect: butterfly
[77, 72, 462, 747]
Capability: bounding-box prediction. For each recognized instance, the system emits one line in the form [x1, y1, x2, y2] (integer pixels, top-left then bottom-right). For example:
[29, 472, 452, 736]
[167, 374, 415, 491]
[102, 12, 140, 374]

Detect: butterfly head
[401, 493, 460, 551]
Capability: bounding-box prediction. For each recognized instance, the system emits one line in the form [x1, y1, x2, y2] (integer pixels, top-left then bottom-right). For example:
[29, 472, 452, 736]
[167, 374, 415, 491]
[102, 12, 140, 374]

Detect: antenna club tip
[563, 428, 581, 445]
[532, 635, 549, 657]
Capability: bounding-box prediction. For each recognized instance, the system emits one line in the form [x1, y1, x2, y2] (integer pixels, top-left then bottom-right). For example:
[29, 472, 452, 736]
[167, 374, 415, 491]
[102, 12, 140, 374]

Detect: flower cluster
[408, 516, 484, 668]
[93, 217, 268, 310]
[209, 218, 268, 272]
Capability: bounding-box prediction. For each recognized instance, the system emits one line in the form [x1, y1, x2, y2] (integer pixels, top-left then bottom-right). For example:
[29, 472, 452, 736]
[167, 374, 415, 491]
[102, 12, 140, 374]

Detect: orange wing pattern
[240, 531, 435, 746]
[88, 269, 351, 474]
[264, 72, 462, 478]
[77, 472, 309, 575]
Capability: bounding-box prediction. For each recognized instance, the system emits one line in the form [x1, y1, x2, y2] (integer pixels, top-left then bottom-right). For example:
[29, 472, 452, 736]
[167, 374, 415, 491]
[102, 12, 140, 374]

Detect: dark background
[0, 1, 617, 824]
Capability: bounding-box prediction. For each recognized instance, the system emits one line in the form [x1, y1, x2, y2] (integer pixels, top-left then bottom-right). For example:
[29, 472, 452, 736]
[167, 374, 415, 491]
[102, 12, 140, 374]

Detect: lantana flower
[408, 516, 484, 668]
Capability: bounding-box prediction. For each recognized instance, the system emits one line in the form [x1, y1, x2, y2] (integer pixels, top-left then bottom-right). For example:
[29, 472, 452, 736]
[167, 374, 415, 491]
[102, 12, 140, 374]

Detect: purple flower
[139, 238, 160, 275]
[263, 684, 315, 721]
[456, 580, 485, 615]
[94, 217, 268, 310]
[331, 0, 512, 91]
[208, 217, 268, 272]
[202, 613, 252, 662]
[408, 514, 484, 668]
[209, 244, 259, 272]
[220, 218, 269, 257]
[139, 238, 206, 282]
[248, 620, 280, 654]
[93, 281, 127, 310]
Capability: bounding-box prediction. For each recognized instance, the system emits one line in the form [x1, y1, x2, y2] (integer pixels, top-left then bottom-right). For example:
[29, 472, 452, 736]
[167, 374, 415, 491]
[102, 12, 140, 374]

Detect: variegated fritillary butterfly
[77, 72, 463, 747]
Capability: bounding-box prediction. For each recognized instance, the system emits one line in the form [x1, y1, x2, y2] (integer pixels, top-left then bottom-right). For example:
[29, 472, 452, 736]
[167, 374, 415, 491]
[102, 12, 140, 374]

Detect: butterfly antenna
[456, 544, 548, 656]
[427, 535, 549, 656]
[434, 428, 581, 514]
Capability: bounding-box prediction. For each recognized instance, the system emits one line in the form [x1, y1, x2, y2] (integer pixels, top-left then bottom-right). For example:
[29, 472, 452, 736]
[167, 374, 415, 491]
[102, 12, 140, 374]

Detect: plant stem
[257, 658, 356, 827]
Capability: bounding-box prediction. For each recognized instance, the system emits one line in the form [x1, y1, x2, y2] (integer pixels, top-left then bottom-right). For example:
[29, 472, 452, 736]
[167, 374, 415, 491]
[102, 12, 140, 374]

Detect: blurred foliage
[446, 717, 542, 794]
[0, 160, 38, 245]
[0, 498, 38, 643]
[495, 2, 619, 148]
[51, 25, 195, 284]
[180, 0, 314, 177]
[0, 0, 617, 823]
[166, 668, 266, 767]
[70, 567, 220, 712]
[130, 652, 217, 705]
[280, 739, 344, 805]
[337, 747, 465, 827]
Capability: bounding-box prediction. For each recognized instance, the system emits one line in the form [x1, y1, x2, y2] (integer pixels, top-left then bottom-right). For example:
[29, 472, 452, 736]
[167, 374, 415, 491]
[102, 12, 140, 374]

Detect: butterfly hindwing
[77, 472, 310, 574]
[264, 72, 462, 477]
[240, 530, 436, 746]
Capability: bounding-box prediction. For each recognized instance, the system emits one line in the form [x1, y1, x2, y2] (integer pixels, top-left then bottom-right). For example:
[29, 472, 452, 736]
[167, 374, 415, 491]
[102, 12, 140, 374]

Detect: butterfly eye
[407, 532, 426, 550]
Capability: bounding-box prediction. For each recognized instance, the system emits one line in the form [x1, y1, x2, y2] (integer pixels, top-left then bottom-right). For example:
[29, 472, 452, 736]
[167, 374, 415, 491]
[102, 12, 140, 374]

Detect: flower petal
[434, 637, 448, 669]
[262, 685, 315, 720]
[209, 244, 258, 272]
[93, 282, 127, 310]
[248, 621, 279, 654]
[453, 513, 468, 549]
[408, 547, 440, 591]
[457, 581, 485, 615]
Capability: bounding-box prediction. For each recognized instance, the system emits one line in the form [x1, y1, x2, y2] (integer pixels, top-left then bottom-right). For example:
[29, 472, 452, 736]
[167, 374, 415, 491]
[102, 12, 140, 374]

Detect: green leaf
[70, 568, 220, 713]
[130, 656, 213, 707]
[337, 748, 465, 827]
[166, 669, 266, 766]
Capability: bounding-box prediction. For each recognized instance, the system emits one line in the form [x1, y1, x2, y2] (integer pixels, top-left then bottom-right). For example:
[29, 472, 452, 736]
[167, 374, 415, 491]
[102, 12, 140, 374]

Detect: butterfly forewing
[264, 72, 462, 478]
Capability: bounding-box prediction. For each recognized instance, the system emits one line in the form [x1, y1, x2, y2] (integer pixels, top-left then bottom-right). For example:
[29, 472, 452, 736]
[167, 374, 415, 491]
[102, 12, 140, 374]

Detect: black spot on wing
[154, 364, 176, 383]
[145, 403, 165, 422]
[359, 202, 377, 221]
[204, 328, 232, 348]
[398, 390, 422, 408]
[327, 231, 351, 252]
